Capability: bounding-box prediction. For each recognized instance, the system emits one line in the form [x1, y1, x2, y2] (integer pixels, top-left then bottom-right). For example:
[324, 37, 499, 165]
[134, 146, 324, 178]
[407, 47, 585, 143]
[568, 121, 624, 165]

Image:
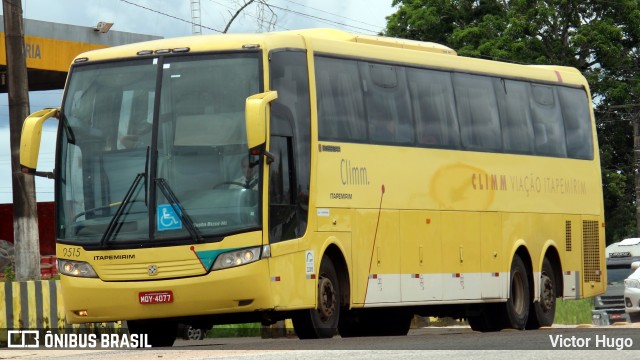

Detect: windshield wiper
[100, 172, 145, 247]
[99, 147, 150, 247]
[155, 177, 203, 242]
[59, 113, 76, 144]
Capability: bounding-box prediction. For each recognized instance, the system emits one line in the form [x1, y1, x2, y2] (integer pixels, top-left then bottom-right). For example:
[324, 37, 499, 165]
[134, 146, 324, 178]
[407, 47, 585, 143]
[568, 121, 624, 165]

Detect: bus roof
[71, 28, 587, 87]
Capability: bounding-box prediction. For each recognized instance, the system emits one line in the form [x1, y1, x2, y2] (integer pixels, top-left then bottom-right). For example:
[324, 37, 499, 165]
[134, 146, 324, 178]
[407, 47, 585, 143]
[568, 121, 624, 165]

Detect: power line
[265, 2, 381, 34]
[280, 0, 384, 29]
[207, 0, 291, 31]
[118, 0, 223, 33]
[209, 0, 381, 34]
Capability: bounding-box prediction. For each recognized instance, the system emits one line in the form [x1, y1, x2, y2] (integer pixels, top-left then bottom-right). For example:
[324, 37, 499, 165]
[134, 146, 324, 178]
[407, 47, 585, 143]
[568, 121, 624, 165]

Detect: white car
[624, 261, 640, 322]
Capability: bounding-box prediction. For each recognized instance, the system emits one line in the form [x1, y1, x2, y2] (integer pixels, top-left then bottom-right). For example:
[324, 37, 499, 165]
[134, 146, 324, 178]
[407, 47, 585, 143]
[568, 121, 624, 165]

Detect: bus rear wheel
[526, 257, 556, 329]
[292, 256, 340, 339]
[505, 255, 530, 330]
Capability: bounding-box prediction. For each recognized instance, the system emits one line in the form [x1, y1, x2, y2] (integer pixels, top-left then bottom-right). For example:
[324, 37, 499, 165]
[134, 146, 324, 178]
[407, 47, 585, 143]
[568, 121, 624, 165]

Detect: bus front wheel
[292, 256, 340, 339]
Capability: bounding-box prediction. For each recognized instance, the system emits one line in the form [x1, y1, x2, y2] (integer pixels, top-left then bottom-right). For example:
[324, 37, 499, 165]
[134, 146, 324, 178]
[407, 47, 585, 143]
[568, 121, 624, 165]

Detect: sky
[0, 0, 397, 203]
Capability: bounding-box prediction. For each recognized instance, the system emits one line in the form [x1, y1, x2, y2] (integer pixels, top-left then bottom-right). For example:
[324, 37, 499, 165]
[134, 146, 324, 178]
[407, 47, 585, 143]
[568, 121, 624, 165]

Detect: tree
[385, 0, 640, 244]
[223, 0, 277, 33]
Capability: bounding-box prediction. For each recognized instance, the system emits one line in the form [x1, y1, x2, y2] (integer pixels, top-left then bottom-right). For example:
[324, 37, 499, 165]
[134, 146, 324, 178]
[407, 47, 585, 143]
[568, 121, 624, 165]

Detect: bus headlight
[624, 278, 640, 289]
[212, 247, 262, 270]
[58, 259, 99, 278]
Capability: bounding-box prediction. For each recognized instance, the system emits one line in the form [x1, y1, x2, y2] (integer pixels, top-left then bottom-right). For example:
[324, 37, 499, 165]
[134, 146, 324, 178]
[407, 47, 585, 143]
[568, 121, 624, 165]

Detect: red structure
[0, 201, 55, 255]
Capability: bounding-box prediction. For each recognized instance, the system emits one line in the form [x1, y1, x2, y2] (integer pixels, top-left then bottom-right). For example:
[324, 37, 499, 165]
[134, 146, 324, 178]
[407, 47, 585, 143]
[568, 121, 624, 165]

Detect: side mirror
[632, 261, 640, 271]
[20, 108, 59, 176]
[245, 91, 278, 151]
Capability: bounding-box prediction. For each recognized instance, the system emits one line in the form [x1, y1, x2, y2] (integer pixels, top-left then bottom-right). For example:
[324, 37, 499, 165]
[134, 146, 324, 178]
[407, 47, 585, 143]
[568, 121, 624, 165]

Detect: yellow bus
[21, 28, 605, 345]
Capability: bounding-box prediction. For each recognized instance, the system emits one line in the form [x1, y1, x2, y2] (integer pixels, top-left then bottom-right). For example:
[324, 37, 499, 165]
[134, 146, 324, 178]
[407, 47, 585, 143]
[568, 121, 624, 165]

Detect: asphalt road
[3, 324, 640, 359]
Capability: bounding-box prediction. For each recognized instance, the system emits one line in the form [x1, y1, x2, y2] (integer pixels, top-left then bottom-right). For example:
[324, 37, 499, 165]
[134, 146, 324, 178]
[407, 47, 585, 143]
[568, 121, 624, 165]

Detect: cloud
[18, 0, 393, 37]
[0, 0, 395, 203]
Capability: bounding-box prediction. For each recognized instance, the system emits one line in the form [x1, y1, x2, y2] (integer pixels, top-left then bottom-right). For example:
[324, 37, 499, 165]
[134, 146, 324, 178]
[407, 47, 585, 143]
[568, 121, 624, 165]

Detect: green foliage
[554, 298, 593, 325]
[2, 263, 15, 282]
[386, 0, 640, 243]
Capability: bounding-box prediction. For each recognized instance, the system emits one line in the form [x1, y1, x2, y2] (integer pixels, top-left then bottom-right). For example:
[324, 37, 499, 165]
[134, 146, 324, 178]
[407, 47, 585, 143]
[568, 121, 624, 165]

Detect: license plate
[139, 291, 173, 304]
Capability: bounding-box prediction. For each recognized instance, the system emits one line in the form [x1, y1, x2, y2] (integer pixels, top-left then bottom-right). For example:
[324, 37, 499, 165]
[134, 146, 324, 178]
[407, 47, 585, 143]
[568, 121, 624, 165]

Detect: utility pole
[634, 112, 640, 236]
[3, 0, 40, 280]
[190, 0, 202, 34]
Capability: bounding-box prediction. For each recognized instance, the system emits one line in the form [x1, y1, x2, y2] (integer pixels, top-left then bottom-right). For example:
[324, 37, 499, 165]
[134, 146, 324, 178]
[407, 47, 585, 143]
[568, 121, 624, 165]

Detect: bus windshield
[57, 52, 262, 246]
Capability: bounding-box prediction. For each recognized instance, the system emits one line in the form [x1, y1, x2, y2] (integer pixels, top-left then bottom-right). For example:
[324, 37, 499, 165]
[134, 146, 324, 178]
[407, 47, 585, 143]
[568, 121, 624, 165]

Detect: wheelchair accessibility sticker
[157, 204, 182, 231]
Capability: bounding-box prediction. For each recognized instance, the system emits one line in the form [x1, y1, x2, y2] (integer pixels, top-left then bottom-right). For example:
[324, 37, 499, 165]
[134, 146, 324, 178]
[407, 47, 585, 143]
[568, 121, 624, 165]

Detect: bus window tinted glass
[530, 84, 567, 157]
[494, 79, 534, 154]
[453, 73, 501, 151]
[270, 50, 312, 240]
[407, 68, 459, 148]
[558, 87, 593, 160]
[360, 62, 413, 145]
[315, 56, 366, 142]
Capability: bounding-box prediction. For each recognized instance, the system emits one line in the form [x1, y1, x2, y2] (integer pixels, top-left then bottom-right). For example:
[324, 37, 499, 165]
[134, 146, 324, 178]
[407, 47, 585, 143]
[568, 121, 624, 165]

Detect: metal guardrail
[0, 279, 121, 345]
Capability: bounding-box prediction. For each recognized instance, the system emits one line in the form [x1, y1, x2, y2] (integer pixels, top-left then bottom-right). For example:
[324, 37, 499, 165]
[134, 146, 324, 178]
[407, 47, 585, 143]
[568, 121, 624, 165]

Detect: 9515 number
[61, 247, 81, 258]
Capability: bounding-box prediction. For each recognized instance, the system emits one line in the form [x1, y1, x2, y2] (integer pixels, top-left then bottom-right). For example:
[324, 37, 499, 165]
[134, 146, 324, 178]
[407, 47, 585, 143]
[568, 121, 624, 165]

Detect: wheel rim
[540, 273, 554, 312]
[512, 271, 525, 315]
[318, 275, 336, 321]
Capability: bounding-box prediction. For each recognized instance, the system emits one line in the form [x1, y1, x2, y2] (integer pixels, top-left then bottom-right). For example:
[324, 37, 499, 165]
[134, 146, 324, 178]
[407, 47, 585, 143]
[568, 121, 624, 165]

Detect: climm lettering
[472, 173, 507, 191]
[340, 159, 369, 185]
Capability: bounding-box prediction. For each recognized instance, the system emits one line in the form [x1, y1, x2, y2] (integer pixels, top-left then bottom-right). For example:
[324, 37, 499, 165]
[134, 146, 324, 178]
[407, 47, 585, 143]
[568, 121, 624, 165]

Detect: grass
[553, 297, 593, 325]
[206, 323, 262, 338]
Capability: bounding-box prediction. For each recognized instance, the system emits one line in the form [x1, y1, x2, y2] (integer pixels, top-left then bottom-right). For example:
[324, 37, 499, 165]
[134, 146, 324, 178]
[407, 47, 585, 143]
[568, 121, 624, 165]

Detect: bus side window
[453, 73, 502, 152]
[407, 68, 459, 149]
[270, 50, 312, 241]
[494, 79, 534, 155]
[558, 87, 593, 160]
[268, 135, 297, 243]
[315, 56, 366, 142]
[360, 62, 413, 145]
[530, 84, 567, 157]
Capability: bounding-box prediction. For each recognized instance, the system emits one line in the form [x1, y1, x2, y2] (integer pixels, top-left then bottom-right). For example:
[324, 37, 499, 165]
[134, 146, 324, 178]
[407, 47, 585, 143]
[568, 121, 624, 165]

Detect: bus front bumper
[61, 260, 273, 323]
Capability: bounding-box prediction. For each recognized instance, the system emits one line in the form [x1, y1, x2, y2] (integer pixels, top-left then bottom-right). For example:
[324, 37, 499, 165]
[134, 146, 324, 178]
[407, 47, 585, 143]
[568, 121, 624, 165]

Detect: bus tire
[505, 255, 530, 330]
[292, 256, 340, 339]
[526, 257, 556, 329]
[127, 319, 177, 347]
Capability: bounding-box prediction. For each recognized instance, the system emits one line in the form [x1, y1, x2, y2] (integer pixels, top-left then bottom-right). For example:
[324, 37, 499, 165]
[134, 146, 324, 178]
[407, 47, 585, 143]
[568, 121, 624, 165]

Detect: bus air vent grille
[582, 220, 601, 283]
[565, 220, 572, 252]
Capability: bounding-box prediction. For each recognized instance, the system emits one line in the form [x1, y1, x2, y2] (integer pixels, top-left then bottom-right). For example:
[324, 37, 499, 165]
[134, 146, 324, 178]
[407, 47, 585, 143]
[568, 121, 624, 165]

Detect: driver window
[269, 135, 296, 243]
